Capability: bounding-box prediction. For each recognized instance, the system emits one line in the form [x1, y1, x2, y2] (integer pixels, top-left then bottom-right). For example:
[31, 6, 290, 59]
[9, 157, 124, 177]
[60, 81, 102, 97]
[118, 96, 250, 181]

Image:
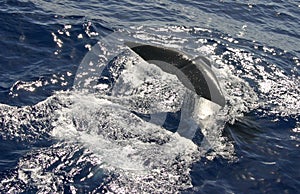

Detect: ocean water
[0, 0, 299, 193]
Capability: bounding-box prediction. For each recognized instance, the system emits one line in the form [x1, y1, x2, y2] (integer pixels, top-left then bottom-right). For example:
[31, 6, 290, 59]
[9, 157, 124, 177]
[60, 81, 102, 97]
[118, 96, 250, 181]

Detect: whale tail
[125, 42, 225, 107]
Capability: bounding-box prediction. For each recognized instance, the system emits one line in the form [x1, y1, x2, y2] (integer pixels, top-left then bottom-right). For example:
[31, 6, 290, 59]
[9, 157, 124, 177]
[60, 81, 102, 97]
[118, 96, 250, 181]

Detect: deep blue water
[0, 0, 299, 193]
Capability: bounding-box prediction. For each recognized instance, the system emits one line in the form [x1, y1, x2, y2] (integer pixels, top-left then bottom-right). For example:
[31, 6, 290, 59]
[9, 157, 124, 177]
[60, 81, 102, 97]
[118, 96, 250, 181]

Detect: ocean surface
[0, 0, 299, 193]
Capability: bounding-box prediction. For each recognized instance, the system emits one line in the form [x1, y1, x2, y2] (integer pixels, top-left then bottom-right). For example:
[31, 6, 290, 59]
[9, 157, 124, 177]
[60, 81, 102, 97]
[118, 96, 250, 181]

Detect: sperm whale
[117, 42, 226, 139]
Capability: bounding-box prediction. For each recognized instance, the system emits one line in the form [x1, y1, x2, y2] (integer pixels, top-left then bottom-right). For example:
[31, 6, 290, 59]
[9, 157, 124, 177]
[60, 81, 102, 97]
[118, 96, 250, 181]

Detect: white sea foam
[0, 26, 267, 193]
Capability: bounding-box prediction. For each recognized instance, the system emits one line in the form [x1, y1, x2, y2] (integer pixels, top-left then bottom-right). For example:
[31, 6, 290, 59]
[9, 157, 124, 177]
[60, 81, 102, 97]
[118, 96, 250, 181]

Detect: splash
[0, 26, 261, 193]
[217, 45, 300, 117]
